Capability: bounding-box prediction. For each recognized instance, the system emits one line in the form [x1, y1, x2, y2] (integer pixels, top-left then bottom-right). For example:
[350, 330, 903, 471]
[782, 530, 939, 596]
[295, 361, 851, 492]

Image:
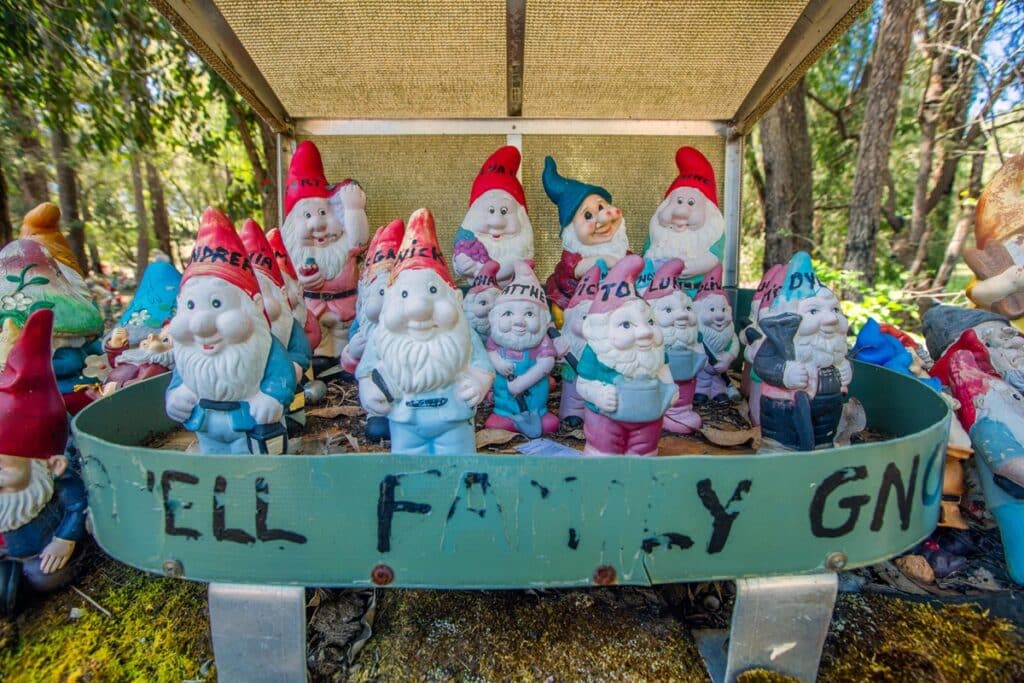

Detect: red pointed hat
[589, 254, 646, 315]
[240, 218, 285, 288]
[695, 263, 724, 302]
[182, 208, 260, 300]
[0, 309, 68, 459]
[266, 228, 298, 280]
[643, 258, 685, 302]
[470, 145, 527, 212]
[566, 264, 603, 310]
[390, 208, 455, 289]
[362, 218, 405, 285]
[469, 260, 501, 293]
[497, 261, 546, 306]
[933, 349, 997, 431]
[755, 264, 786, 312]
[664, 146, 718, 207]
[929, 328, 997, 390]
[285, 141, 330, 216]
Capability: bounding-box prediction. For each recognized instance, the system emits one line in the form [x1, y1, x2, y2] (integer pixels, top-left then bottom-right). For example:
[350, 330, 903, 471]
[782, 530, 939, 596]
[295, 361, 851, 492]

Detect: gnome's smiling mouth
[406, 321, 438, 340]
[197, 337, 223, 353]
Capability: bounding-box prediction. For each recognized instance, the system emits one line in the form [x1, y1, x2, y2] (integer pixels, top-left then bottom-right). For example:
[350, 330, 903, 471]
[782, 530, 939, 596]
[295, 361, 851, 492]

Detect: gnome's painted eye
[489, 207, 495, 214]
[621, 321, 631, 329]
[318, 209, 327, 217]
[211, 299, 222, 309]
[401, 291, 408, 298]
[526, 310, 534, 317]
[503, 310, 512, 317]
[304, 212, 312, 219]
[648, 318, 655, 325]
[429, 286, 437, 294]
[584, 211, 593, 221]
[378, 289, 384, 296]
[688, 199, 695, 206]
[186, 300, 195, 310]
[500, 207, 508, 216]
[677, 198, 683, 204]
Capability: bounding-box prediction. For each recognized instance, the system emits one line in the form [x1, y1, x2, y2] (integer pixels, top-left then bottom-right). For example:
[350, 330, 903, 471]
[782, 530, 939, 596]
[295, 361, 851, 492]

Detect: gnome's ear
[46, 454, 68, 477]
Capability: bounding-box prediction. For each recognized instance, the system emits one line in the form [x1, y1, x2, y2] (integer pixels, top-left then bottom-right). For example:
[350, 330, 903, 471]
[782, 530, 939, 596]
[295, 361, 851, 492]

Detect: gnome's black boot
[365, 416, 390, 442]
[0, 559, 22, 617]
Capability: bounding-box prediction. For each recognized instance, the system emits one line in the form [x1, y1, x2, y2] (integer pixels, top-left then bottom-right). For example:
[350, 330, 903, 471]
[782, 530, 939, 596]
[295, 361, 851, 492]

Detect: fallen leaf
[699, 425, 760, 448]
[476, 429, 521, 448]
[344, 432, 360, 451]
[308, 405, 363, 419]
[894, 555, 936, 585]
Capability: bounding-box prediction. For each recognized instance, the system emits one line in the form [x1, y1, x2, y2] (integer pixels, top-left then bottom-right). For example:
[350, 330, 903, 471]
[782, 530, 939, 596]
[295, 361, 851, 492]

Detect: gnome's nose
[190, 311, 217, 338]
[405, 295, 433, 322]
[636, 322, 655, 342]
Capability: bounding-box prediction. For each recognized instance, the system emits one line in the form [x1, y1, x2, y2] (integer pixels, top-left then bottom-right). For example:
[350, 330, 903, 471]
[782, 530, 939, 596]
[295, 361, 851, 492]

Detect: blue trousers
[389, 418, 476, 455]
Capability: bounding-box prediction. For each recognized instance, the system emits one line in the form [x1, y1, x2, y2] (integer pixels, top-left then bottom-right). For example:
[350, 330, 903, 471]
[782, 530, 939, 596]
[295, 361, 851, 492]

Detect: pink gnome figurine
[556, 264, 602, 428]
[463, 260, 502, 339]
[484, 261, 560, 437]
[267, 227, 321, 353]
[280, 141, 369, 363]
[576, 255, 677, 456]
[453, 146, 534, 285]
[106, 330, 175, 391]
[644, 258, 706, 434]
[644, 147, 724, 287]
[693, 264, 739, 403]
[740, 263, 786, 425]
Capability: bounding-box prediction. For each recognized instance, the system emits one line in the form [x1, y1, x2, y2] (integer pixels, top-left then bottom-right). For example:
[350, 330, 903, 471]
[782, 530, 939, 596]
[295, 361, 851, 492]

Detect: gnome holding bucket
[557, 264, 602, 429]
[165, 208, 296, 455]
[463, 260, 502, 339]
[576, 255, 677, 456]
[694, 264, 739, 402]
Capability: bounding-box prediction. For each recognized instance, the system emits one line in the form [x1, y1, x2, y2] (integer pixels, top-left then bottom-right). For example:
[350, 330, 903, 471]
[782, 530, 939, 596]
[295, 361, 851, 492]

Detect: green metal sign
[73, 362, 949, 588]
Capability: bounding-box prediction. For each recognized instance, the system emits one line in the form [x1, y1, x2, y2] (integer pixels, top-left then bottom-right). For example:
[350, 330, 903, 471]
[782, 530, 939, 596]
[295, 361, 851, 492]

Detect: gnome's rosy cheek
[168, 311, 194, 344]
[432, 297, 460, 331]
[217, 308, 256, 344]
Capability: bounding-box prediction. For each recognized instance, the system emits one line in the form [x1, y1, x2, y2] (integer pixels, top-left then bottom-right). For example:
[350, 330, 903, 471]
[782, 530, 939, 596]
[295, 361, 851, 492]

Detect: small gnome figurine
[453, 146, 534, 284]
[105, 330, 175, 391]
[356, 208, 494, 455]
[644, 258, 706, 434]
[113, 252, 181, 346]
[485, 261, 560, 437]
[557, 265, 602, 428]
[0, 309, 88, 612]
[463, 260, 501, 339]
[542, 157, 628, 326]
[754, 252, 852, 451]
[694, 264, 739, 402]
[165, 208, 296, 455]
[267, 227, 320, 352]
[644, 147, 725, 286]
[740, 264, 786, 425]
[576, 255, 677, 456]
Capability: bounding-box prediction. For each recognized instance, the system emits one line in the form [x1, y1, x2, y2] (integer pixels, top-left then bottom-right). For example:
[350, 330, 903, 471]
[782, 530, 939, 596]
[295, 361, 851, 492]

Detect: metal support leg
[208, 583, 308, 683]
[695, 573, 837, 683]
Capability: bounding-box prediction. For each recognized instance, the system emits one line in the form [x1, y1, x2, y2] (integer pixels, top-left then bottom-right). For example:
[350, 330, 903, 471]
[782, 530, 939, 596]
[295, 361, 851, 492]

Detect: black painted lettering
[377, 473, 434, 552]
[255, 477, 306, 544]
[161, 471, 201, 539]
[697, 479, 752, 553]
[921, 444, 944, 506]
[212, 476, 256, 544]
[870, 456, 920, 532]
[809, 466, 870, 538]
[568, 528, 580, 549]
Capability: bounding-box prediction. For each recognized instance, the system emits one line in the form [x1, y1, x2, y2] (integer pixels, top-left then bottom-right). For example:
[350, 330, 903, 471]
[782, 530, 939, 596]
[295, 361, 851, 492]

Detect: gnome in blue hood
[112, 253, 181, 347]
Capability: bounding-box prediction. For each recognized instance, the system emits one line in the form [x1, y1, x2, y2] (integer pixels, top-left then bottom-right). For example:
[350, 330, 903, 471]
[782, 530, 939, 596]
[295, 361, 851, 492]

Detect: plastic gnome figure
[576, 255, 677, 456]
[0, 309, 88, 610]
[280, 141, 369, 361]
[739, 264, 786, 426]
[267, 227, 320, 352]
[105, 329, 175, 391]
[165, 208, 295, 455]
[112, 251, 181, 346]
[463, 260, 501, 339]
[557, 265, 602, 428]
[542, 156, 628, 326]
[644, 147, 725, 287]
[693, 265, 739, 402]
[754, 252, 852, 451]
[644, 258, 706, 434]
[356, 208, 494, 455]
[453, 146, 534, 284]
[485, 261, 560, 437]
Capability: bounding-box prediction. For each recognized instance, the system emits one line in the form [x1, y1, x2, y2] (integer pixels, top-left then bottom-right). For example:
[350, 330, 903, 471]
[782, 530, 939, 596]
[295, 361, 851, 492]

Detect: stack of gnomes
[644, 258, 706, 434]
[576, 255, 677, 456]
[754, 252, 852, 451]
[694, 264, 739, 402]
[557, 264, 602, 428]
[739, 263, 786, 426]
[0, 309, 88, 613]
[356, 208, 494, 455]
[165, 208, 296, 455]
[542, 156, 628, 326]
[111, 251, 181, 347]
[453, 146, 534, 285]
[463, 260, 501, 339]
[644, 146, 724, 287]
[485, 261, 560, 437]
[268, 227, 320, 352]
[280, 141, 369, 363]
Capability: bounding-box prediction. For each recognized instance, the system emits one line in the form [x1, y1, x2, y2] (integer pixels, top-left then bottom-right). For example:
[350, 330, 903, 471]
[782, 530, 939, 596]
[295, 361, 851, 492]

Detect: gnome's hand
[454, 253, 481, 279]
[337, 181, 366, 211]
[247, 391, 284, 424]
[39, 537, 75, 574]
[347, 328, 368, 358]
[594, 384, 618, 413]
[838, 359, 853, 387]
[298, 268, 326, 289]
[358, 376, 392, 415]
[456, 367, 492, 407]
[782, 361, 810, 390]
[491, 354, 515, 377]
[166, 384, 199, 422]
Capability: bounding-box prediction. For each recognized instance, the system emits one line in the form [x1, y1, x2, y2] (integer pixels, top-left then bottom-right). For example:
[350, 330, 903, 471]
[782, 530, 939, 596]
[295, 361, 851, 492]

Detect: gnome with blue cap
[542, 157, 628, 328]
[753, 251, 852, 451]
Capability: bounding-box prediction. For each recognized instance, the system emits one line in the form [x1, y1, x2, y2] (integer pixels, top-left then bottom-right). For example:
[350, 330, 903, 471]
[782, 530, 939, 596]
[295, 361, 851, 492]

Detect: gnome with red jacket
[453, 146, 534, 285]
[694, 264, 739, 402]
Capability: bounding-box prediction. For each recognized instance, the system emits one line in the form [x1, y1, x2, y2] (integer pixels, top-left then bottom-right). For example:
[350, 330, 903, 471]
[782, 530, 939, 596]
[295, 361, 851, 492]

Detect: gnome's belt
[199, 399, 242, 411]
[304, 288, 357, 301]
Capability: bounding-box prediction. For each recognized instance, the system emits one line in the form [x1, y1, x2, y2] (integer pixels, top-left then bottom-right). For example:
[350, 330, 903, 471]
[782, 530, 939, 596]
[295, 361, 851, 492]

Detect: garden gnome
[644, 147, 724, 286]
[280, 141, 369, 361]
[105, 330, 175, 391]
[19, 202, 90, 299]
[754, 251, 852, 451]
[963, 154, 1024, 327]
[694, 264, 739, 402]
[268, 227, 320, 352]
[557, 265, 602, 428]
[165, 208, 295, 455]
[739, 264, 785, 425]
[453, 146, 534, 284]
[0, 309, 88, 613]
[644, 258, 705, 434]
[542, 156, 628, 326]
[576, 255, 677, 456]
[463, 260, 502, 339]
[356, 208, 494, 455]
[485, 261, 559, 437]
[113, 251, 181, 346]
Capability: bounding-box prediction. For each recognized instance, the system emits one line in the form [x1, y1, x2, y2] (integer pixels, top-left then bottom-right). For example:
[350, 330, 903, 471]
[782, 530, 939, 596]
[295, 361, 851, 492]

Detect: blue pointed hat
[773, 251, 822, 310]
[116, 259, 182, 344]
[542, 156, 612, 229]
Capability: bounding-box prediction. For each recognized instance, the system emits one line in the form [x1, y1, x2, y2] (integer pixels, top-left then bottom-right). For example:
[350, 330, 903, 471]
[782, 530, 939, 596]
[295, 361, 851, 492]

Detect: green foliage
[813, 259, 920, 330]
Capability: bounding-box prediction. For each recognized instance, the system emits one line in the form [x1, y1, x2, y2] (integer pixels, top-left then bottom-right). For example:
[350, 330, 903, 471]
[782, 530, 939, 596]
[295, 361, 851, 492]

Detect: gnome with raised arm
[754, 252, 852, 451]
[644, 258, 706, 434]
[576, 255, 677, 456]
[644, 146, 724, 286]
[280, 141, 369, 361]
[542, 157, 628, 326]
[557, 264, 602, 428]
[165, 208, 295, 455]
[694, 264, 739, 402]
[356, 208, 494, 455]
[453, 146, 534, 284]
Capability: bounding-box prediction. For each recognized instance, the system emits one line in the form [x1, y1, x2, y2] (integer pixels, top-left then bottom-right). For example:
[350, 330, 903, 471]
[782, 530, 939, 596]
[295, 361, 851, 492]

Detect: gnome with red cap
[485, 260, 560, 437]
[644, 258, 706, 434]
[694, 264, 739, 402]
[356, 208, 494, 455]
[576, 255, 677, 456]
[0, 309, 88, 608]
[165, 208, 296, 454]
[280, 141, 369, 362]
[645, 146, 724, 287]
[463, 260, 501, 339]
[453, 146, 534, 285]
[557, 264, 602, 428]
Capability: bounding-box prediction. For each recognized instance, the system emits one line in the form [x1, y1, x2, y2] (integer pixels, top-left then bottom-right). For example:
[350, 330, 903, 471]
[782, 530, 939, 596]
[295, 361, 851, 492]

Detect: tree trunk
[2, 85, 49, 207]
[842, 0, 917, 299]
[227, 96, 280, 229]
[130, 154, 150, 281]
[145, 160, 173, 256]
[932, 148, 985, 290]
[258, 116, 279, 229]
[50, 126, 89, 274]
[0, 160, 12, 245]
[760, 77, 814, 269]
[88, 240, 103, 276]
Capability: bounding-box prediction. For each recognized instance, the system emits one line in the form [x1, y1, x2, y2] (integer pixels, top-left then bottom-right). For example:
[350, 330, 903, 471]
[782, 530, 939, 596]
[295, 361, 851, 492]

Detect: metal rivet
[304, 380, 327, 404]
[162, 559, 184, 578]
[593, 565, 616, 586]
[371, 564, 394, 586]
[826, 552, 847, 572]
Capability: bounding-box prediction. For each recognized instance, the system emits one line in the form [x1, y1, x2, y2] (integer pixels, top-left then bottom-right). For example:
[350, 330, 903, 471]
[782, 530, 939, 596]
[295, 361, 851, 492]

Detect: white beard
[283, 273, 308, 326]
[117, 346, 175, 368]
[700, 325, 737, 355]
[174, 324, 272, 402]
[646, 203, 725, 260]
[662, 323, 700, 351]
[374, 323, 472, 396]
[0, 460, 55, 533]
[489, 325, 546, 352]
[586, 313, 666, 379]
[794, 328, 848, 370]
[561, 218, 629, 259]
[282, 212, 354, 281]
[468, 209, 534, 266]
[561, 304, 589, 358]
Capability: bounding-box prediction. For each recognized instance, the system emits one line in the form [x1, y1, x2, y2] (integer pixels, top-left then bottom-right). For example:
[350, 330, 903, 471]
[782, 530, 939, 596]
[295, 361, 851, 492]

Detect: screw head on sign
[593, 565, 617, 585]
[826, 552, 848, 572]
[162, 559, 184, 578]
[371, 564, 394, 586]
